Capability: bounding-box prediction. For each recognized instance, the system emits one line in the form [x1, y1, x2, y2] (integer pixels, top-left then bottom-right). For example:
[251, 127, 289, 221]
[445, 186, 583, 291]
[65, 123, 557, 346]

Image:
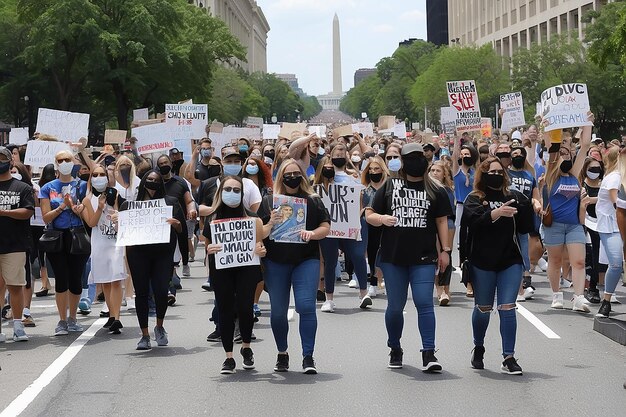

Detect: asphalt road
[2, 246, 626, 417]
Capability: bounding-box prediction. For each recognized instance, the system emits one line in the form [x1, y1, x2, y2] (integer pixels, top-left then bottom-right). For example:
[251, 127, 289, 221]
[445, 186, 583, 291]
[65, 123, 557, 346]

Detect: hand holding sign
[254, 242, 266, 257]
[206, 244, 223, 255]
[300, 230, 314, 241]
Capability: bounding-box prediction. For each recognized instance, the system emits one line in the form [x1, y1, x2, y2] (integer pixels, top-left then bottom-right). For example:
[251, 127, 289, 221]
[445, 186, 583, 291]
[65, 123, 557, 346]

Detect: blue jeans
[379, 262, 437, 351]
[518, 233, 530, 272]
[263, 258, 319, 356]
[471, 263, 523, 357]
[598, 231, 624, 294]
[320, 218, 369, 293]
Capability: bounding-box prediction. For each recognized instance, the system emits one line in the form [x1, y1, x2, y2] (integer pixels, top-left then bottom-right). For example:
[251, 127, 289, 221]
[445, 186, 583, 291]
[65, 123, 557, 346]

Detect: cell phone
[105, 187, 118, 206]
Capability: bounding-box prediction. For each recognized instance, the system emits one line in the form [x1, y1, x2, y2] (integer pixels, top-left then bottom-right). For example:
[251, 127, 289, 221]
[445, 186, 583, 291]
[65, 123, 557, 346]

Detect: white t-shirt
[115, 176, 141, 202]
[215, 177, 262, 212]
[595, 171, 620, 233]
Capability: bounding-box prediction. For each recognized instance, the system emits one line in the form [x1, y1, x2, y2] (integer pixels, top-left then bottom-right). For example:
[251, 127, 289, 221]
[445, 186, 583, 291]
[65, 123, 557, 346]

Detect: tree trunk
[112, 79, 129, 130]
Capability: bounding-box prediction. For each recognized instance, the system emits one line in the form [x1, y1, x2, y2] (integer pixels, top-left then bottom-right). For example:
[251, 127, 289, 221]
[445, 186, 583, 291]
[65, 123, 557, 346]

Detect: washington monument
[333, 13, 342, 95]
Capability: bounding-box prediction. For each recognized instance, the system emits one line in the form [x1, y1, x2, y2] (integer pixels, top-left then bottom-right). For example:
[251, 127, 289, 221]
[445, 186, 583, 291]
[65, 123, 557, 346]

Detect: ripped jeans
[471, 263, 523, 357]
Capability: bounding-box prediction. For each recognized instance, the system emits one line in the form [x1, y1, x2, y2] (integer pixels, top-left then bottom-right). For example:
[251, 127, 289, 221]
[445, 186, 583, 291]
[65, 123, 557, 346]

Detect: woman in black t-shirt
[258, 159, 330, 374]
[365, 143, 451, 373]
[462, 157, 533, 376]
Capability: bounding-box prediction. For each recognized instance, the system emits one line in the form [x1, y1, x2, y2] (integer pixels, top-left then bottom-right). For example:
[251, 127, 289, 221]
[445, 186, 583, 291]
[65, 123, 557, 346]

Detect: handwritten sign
[24, 140, 71, 168]
[262, 124, 280, 140]
[9, 127, 29, 145]
[278, 122, 307, 139]
[270, 194, 307, 243]
[222, 126, 262, 142]
[378, 115, 396, 130]
[210, 218, 259, 269]
[131, 123, 174, 155]
[165, 103, 208, 140]
[314, 183, 363, 240]
[393, 123, 407, 139]
[245, 116, 264, 128]
[116, 199, 172, 246]
[104, 129, 127, 144]
[35, 108, 89, 142]
[540, 83, 592, 132]
[500, 92, 526, 132]
[447, 80, 481, 133]
[307, 125, 327, 138]
[352, 122, 374, 137]
[440, 107, 457, 135]
[133, 108, 149, 122]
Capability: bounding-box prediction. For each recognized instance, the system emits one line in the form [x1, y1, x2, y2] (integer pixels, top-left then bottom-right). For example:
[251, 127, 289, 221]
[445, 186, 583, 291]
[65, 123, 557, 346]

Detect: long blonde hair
[114, 155, 137, 188]
[273, 158, 316, 196]
[429, 160, 453, 189]
[360, 156, 390, 186]
[619, 149, 626, 192]
[603, 146, 619, 174]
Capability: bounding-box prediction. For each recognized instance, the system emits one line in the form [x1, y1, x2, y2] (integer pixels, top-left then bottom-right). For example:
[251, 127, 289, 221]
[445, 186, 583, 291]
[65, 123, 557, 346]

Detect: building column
[578, 6, 583, 40]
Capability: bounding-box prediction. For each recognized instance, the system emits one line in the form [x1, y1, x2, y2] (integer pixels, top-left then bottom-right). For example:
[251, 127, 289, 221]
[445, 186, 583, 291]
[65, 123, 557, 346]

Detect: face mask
[11, 172, 22, 181]
[369, 172, 383, 183]
[264, 150, 275, 160]
[542, 151, 550, 163]
[332, 157, 346, 168]
[0, 161, 11, 174]
[462, 156, 475, 166]
[120, 166, 131, 183]
[223, 164, 241, 176]
[144, 181, 160, 191]
[318, 147, 326, 156]
[58, 161, 74, 176]
[560, 160, 573, 173]
[207, 165, 221, 178]
[351, 155, 361, 164]
[403, 157, 429, 177]
[511, 156, 526, 169]
[221, 190, 241, 208]
[586, 170, 600, 180]
[91, 176, 108, 192]
[388, 158, 401, 172]
[322, 167, 335, 179]
[246, 164, 259, 175]
[495, 152, 511, 160]
[200, 149, 212, 159]
[239, 145, 249, 152]
[485, 173, 504, 189]
[283, 175, 302, 189]
[159, 165, 172, 176]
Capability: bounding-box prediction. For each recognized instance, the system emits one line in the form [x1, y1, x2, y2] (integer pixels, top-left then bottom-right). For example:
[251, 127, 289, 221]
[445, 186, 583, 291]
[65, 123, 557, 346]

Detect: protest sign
[133, 108, 149, 122]
[131, 123, 174, 155]
[393, 123, 407, 139]
[500, 92, 526, 132]
[270, 194, 307, 243]
[165, 103, 208, 140]
[352, 122, 374, 137]
[262, 124, 280, 140]
[173, 138, 193, 162]
[378, 115, 396, 130]
[481, 118, 492, 138]
[178, 99, 193, 105]
[116, 199, 172, 247]
[222, 126, 262, 143]
[307, 125, 327, 138]
[9, 127, 29, 145]
[209, 120, 224, 133]
[104, 129, 127, 144]
[24, 140, 71, 168]
[540, 83, 592, 132]
[446, 80, 481, 133]
[210, 218, 260, 269]
[314, 183, 363, 240]
[333, 124, 353, 138]
[209, 132, 229, 154]
[440, 107, 457, 135]
[278, 122, 307, 139]
[35, 108, 89, 142]
[245, 116, 264, 128]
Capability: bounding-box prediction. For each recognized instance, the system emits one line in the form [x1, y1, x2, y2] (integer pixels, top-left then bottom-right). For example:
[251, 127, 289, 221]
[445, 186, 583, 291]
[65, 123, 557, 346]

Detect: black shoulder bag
[39, 225, 63, 253]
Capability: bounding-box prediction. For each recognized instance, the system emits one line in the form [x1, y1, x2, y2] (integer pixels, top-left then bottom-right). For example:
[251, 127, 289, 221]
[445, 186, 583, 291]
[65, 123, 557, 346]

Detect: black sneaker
[302, 355, 317, 374]
[422, 350, 442, 373]
[596, 299, 611, 318]
[586, 289, 601, 304]
[102, 317, 115, 328]
[388, 348, 403, 369]
[108, 320, 123, 335]
[206, 329, 221, 342]
[201, 280, 213, 292]
[167, 293, 176, 306]
[241, 347, 255, 370]
[274, 353, 289, 372]
[220, 358, 236, 374]
[471, 346, 485, 369]
[316, 290, 326, 302]
[501, 357, 523, 375]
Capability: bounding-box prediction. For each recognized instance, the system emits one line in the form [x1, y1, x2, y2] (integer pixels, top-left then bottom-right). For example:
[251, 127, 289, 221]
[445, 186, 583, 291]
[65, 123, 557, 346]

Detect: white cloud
[400, 9, 427, 22]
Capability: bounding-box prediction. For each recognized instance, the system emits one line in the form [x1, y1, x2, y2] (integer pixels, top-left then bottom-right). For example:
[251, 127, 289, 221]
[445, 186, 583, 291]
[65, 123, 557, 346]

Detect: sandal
[35, 288, 50, 297]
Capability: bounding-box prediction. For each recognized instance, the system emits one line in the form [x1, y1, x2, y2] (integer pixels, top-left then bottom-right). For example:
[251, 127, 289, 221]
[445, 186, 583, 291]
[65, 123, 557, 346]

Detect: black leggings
[586, 228, 606, 291]
[178, 222, 189, 266]
[367, 224, 382, 285]
[127, 246, 173, 329]
[211, 265, 260, 353]
[47, 229, 89, 295]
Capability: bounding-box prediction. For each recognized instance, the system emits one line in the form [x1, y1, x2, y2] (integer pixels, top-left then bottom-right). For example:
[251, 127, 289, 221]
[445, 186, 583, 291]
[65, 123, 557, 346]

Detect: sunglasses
[223, 187, 241, 193]
[91, 173, 107, 178]
[283, 172, 302, 179]
[56, 158, 73, 163]
[385, 155, 400, 161]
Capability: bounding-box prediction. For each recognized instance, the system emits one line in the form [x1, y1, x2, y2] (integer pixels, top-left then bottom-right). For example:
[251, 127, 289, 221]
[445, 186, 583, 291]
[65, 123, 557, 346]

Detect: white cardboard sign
[35, 108, 89, 142]
[131, 123, 175, 155]
[164, 103, 208, 140]
[24, 140, 72, 168]
[210, 218, 259, 269]
[116, 199, 173, 247]
[500, 92, 526, 132]
[9, 127, 29, 145]
[540, 83, 592, 132]
[262, 124, 281, 140]
[446, 80, 481, 133]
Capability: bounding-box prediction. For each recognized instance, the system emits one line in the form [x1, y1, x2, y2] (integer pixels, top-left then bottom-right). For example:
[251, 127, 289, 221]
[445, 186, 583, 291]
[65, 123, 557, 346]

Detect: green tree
[340, 75, 382, 119]
[208, 67, 267, 124]
[248, 73, 302, 122]
[584, 0, 626, 70]
[300, 96, 322, 121]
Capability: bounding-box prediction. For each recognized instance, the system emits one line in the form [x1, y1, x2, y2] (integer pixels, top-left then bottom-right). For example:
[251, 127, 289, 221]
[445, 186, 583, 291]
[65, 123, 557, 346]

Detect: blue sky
[257, 0, 428, 96]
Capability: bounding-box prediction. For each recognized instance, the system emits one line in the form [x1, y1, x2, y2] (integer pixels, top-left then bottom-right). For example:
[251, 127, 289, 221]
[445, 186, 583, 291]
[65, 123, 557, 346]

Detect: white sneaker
[572, 295, 590, 313]
[537, 257, 548, 272]
[551, 292, 564, 309]
[348, 279, 358, 288]
[559, 278, 572, 289]
[0, 332, 5, 343]
[367, 285, 377, 298]
[359, 295, 372, 309]
[320, 300, 335, 313]
[126, 297, 136, 311]
[516, 294, 526, 303]
[523, 287, 535, 300]
[610, 294, 621, 304]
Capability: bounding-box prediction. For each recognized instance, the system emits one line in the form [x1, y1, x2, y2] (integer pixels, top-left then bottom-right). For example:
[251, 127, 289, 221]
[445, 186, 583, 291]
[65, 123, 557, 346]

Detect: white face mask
[586, 170, 601, 180]
[91, 176, 108, 192]
[11, 173, 22, 181]
[351, 155, 361, 163]
[318, 147, 326, 156]
[542, 151, 550, 163]
[58, 161, 74, 176]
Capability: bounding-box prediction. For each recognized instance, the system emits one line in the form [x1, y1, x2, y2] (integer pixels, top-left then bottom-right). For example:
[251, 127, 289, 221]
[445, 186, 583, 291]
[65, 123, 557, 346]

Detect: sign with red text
[446, 80, 481, 133]
[165, 104, 208, 140]
[540, 83, 592, 132]
[131, 123, 174, 155]
[500, 92, 526, 132]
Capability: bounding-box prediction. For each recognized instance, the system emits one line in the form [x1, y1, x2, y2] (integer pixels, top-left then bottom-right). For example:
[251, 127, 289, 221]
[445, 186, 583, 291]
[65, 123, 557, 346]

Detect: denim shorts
[542, 222, 586, 247]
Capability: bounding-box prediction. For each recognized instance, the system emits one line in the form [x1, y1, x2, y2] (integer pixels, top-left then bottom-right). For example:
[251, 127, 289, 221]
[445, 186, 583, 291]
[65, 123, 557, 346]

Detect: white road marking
[517, 304, 561, 339]
[28, 305, 57, 309]
[0, 318, 107, 417]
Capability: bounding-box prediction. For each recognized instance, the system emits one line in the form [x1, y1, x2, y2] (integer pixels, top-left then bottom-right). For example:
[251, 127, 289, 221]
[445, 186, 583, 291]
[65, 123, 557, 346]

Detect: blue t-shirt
[549, 175, 580, 225]
[453, 168, 474, 204]
[534, 162, 546, 181]
[39, 179, 87, 230]
[508, 169, 536, 199]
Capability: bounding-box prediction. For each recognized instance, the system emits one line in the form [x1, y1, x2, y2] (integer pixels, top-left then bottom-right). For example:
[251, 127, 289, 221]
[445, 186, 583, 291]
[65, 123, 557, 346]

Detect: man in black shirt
[184, 138, 216, 190]
[0, 147, 35, 342]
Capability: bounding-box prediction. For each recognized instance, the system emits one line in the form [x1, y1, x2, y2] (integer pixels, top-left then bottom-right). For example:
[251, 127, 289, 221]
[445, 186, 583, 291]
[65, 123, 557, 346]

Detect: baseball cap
[423, 143, 436, 152]
[169, 147, 181, 155]
[401, 143, 424, 156]
[221, 146, 243, 160]
[0, 146, 12, 161]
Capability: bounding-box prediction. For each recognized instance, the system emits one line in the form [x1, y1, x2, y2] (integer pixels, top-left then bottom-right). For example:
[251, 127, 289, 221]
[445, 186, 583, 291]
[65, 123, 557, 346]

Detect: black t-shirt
[583, 182, 599, 219]
[164, 176, 190, 215]
[371, 178, 452, 266]
[0, 178, 35, 254]
[257, 192, 330, 265]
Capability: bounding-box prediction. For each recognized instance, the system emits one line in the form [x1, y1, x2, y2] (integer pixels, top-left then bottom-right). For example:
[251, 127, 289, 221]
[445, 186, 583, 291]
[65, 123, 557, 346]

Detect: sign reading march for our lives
[446, 80, 481, 133]
[164, 104, 208, 140]
[540, 83, 592, 132]
[270, 194, 307, 244]
[35, 108, 89, 142]
[116, 199, 172, 247]
[24, 140, 71, 168]
[210, 218, 260, 270]
[314, 183, 363, 240]
[131, 123, 174, 155]
[500, 92, 526, 132]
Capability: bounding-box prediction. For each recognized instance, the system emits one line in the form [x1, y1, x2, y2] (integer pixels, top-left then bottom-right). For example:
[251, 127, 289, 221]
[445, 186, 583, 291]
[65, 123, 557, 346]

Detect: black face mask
[560, 160, 573, 173]
[463, 156, 475, 166]
[0, 161, 10, 174]
[207, 165, 221, 179]
[120, 166, 131, 183]
[79, 173, 90, 182]
[283, 176, 302, 189]
[144, 181, 160, 191]
[403, 156, 429, 177]
[485, 173, 504, 189]
[511, 156, 526, 169]
[159, 165, 172, 176]
[331, 157, 346, 168]
[322, 167, 335, 179]
[495, 152, 511, 160]
[264, 150, 275, 160]
[172, 159, 184, 171]
[369, 172, 383, 183]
